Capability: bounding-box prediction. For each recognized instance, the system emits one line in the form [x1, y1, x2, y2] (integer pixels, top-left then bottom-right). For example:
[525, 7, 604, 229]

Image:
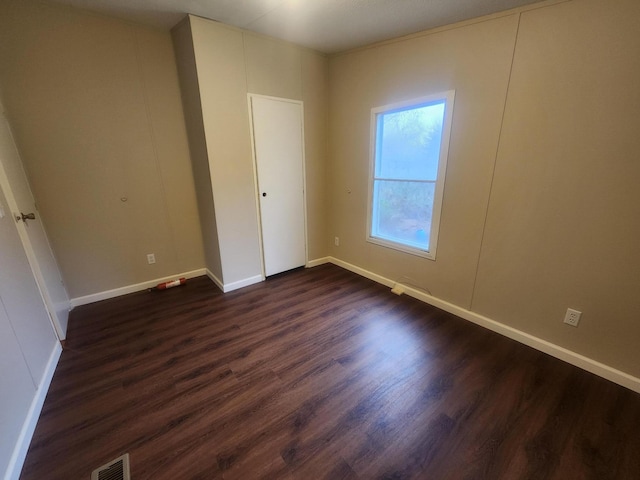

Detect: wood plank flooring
[20, 264, 640, 479]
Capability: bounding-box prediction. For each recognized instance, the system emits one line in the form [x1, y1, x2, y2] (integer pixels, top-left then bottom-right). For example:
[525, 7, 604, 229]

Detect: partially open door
[0, 108, 70, 340]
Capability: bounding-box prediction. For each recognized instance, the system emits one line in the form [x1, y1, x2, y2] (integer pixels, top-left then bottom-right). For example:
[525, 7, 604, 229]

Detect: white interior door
[0, 178, 58, 479]
[250, 95, 306, 277]
[0, 109, 70, 340]
[0, 181, 58, 383]
[0, 297, 36, 476]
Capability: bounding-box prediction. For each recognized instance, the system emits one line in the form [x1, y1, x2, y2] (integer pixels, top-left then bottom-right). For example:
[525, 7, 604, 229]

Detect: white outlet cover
[564, 308, 582, 327]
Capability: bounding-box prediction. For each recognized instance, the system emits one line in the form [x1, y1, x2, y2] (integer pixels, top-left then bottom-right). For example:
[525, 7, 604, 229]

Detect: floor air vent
[91, 453, 130, 480]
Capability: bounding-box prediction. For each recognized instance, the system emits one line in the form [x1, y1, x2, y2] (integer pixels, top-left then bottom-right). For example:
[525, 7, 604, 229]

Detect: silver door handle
[16, 212, 36, 223]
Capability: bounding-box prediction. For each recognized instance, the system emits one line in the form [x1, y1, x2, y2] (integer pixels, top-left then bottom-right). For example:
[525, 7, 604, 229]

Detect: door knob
[16, 212, 36, 223]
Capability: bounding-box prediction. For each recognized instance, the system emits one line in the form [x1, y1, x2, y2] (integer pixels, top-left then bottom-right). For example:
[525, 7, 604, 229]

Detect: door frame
[247, 93, 308, 279]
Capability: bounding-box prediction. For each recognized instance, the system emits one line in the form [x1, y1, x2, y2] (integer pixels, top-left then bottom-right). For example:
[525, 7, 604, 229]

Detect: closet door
[250, 95, 306, 277]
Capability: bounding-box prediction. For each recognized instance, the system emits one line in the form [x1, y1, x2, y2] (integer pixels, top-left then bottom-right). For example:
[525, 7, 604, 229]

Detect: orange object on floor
[155, 277, 186, 290]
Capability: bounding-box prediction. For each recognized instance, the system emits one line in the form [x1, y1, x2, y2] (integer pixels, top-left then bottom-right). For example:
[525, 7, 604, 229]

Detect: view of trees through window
[371, 100, 445, 251]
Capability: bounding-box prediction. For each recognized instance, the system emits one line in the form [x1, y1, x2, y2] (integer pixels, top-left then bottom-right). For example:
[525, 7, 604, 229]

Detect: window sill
[367, 236, 436, 260]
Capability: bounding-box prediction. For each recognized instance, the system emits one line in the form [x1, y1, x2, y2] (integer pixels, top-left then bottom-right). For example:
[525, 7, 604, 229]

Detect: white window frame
[366, 91, 455, 260]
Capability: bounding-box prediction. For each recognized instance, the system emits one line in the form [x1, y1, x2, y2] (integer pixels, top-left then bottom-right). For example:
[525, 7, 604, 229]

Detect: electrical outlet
[334, 236, 340, 246]
[147, 253, 156, 265]
[563, 308, 581, 327]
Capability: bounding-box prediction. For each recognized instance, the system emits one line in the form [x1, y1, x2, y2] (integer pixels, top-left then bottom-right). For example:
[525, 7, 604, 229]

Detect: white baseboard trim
[69, 268, 207, 307]
[4, 342, 62, 480]
[222, 274, 264, 293]
[306, 257, 331, 268]
[327, 256, 640, 394]
[330, 257, 395, 288]
[205, 269, 224, 292]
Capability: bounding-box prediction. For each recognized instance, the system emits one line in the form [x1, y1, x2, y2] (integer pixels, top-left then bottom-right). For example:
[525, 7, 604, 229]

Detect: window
[367, 91, 454, 259]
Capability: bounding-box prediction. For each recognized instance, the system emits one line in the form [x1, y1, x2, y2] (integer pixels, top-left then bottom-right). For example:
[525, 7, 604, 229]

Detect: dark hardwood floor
[20, 264, 640, 479]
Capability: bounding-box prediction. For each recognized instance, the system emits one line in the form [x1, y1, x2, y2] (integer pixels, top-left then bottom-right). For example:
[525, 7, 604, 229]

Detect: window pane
[375, 102, 445, 181]
[371, 180, 435, 250]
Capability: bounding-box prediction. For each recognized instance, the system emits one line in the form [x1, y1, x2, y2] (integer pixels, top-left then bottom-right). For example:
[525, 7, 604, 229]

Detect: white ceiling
[45, 0, 545, 53]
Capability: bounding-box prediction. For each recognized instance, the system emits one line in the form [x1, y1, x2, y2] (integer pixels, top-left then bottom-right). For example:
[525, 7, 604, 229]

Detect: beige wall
[472, 0, 640, 376]
[0, 0, 204, 299]
[328, 14, 519, 308]
[301, 49, 329, 260]
[189, 17, 262, 286]
[328, 0, 640, 378]
[171, 19, 223, 281]
[172, 16, 328, 286]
